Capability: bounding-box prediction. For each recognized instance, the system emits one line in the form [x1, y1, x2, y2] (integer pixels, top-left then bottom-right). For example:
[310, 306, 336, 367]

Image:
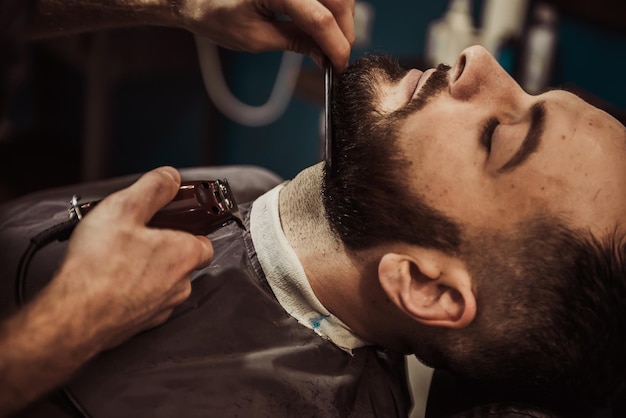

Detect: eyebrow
[498, 101, 546, 173]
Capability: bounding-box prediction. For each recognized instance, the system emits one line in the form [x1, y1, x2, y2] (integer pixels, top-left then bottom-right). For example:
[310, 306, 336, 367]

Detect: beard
[322, 53, 460, 252]
[332, 53, 451, 130]
[327, 53, 451, 179]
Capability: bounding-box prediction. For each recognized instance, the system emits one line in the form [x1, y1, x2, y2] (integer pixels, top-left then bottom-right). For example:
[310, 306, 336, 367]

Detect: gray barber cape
[0, 189, 410, 417]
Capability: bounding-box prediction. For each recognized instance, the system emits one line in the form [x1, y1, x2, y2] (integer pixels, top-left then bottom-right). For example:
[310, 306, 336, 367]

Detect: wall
[3, 1, 626, 199]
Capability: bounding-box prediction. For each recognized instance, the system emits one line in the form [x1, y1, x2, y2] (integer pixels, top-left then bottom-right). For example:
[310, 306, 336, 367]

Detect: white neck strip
[250, 184, 369, 353]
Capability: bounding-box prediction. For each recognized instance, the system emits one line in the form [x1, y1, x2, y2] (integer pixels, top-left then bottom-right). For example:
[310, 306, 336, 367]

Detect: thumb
[112, 166, 182, 224]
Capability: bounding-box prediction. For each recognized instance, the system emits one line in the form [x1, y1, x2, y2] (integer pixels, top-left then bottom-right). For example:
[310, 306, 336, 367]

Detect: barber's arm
[27, 0, 355, 71]
[0, 166, 214, 417]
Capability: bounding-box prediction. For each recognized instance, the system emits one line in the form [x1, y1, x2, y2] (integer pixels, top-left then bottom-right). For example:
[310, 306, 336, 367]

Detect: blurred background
[0, 0, 625, 202]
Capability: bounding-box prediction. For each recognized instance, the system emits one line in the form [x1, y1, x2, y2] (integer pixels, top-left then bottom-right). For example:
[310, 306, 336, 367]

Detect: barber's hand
[51, 166, 214, 350]
[178, 0, 355, 72]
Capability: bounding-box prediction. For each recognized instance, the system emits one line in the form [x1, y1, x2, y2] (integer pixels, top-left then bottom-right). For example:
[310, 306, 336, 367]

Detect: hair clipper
[69, 179, 245, 235]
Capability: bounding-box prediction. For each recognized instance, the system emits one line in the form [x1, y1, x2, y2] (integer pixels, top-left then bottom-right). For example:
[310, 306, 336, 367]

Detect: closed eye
[480, 117, 499, 153]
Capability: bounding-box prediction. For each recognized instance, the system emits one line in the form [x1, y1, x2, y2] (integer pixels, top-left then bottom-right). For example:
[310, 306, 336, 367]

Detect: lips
[416, 68, 439, 98]
[405, 69, 424, 101]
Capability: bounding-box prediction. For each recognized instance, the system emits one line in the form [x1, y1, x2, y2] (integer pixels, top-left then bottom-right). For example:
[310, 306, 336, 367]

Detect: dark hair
[322, 53, 461, 253]
[417, 218, 626, 406]
[323, 53, 626, 405]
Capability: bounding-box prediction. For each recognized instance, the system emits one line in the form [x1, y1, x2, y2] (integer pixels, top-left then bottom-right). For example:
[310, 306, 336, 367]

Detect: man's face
[369, 45, 626, 235]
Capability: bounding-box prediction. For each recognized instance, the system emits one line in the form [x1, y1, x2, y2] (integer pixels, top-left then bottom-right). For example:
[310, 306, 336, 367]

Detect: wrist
[0, 282, 103, 414]
[45, 262, 114, 353]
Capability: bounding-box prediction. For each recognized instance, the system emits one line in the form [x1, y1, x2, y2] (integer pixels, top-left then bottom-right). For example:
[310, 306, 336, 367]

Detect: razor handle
[70, 179, 243, 235]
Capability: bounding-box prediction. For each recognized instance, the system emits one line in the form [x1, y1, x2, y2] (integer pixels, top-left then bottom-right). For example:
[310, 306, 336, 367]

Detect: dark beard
[322, 53, 460, 253]
[326, 54, 451, 180]
[329, 53, 451, 127]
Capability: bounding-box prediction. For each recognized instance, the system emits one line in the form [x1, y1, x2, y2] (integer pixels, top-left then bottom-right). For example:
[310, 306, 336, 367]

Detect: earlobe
[379, 250, 476, 329]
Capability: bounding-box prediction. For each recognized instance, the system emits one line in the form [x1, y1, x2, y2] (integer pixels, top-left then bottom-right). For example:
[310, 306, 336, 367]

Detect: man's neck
[278, 164, 341, 262]
[278, 164, 417, 353]
[278, 164, 386, 345]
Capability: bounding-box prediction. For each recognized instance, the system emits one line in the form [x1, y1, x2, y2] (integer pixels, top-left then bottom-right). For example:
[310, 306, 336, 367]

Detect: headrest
[425, 369, 615, 418]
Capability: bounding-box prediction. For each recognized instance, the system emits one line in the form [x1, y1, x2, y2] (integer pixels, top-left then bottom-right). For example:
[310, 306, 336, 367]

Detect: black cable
[15, 243, 37, 307]
[16, 218, 78, 306]
[15, 217, 93, 418]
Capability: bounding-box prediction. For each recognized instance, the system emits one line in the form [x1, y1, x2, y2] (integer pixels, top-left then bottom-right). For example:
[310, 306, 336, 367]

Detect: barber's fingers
[167, 272, 194, 307]
[243, 20, 347, 71]
[104, 166, 182, 225]
[190, 234, 215, 269]
[164, 230, 215, 274]
[256, 21, 335, 70]
[316, 0, 356, 45]
[262, 0, 354, 71]
[139, 237, 212, 325]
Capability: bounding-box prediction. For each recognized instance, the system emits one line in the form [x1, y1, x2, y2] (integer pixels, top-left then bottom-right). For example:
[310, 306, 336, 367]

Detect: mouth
[405, 69, 424, 102]
[411, 68, 438, 100]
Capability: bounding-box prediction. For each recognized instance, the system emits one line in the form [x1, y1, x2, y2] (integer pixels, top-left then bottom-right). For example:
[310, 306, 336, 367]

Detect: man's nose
[449, 45, 523, 102]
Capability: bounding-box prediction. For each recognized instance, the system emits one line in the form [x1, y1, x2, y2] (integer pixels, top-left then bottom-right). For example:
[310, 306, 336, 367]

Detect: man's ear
[378, 249, 476, 329]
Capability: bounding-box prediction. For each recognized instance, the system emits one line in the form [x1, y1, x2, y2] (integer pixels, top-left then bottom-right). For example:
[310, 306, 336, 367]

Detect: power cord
[15, 218, 77, 306]
[15, 217, 92, 418]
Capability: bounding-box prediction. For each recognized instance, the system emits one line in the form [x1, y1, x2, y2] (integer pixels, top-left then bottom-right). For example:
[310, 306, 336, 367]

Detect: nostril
[454, 55, 466, 83]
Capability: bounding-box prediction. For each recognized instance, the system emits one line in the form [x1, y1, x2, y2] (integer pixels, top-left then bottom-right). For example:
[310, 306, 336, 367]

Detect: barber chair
[0, 165, 622, 418]
[424, 369, 623, 418]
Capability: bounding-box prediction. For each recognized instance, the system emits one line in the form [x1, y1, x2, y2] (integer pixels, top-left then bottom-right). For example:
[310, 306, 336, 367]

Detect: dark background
[1, 0, 625, 202]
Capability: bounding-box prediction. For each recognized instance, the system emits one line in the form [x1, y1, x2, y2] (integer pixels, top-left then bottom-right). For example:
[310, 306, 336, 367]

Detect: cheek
[399, 126, 489, 223]
[493, 172, 560, 218]
[403, 130, 481, 193]
[411, 148, 493, 224]
[492, 160, 599, 230]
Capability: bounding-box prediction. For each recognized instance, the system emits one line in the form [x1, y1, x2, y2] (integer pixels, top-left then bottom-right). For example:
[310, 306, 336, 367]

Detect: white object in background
[195, 2, 374, 128]
[195, 36, 303, 127]
[518, 2, 558, 94]
[480, 0, 529, 56]
[425, 0, 478, 67]
[354, 1, 376, 48]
